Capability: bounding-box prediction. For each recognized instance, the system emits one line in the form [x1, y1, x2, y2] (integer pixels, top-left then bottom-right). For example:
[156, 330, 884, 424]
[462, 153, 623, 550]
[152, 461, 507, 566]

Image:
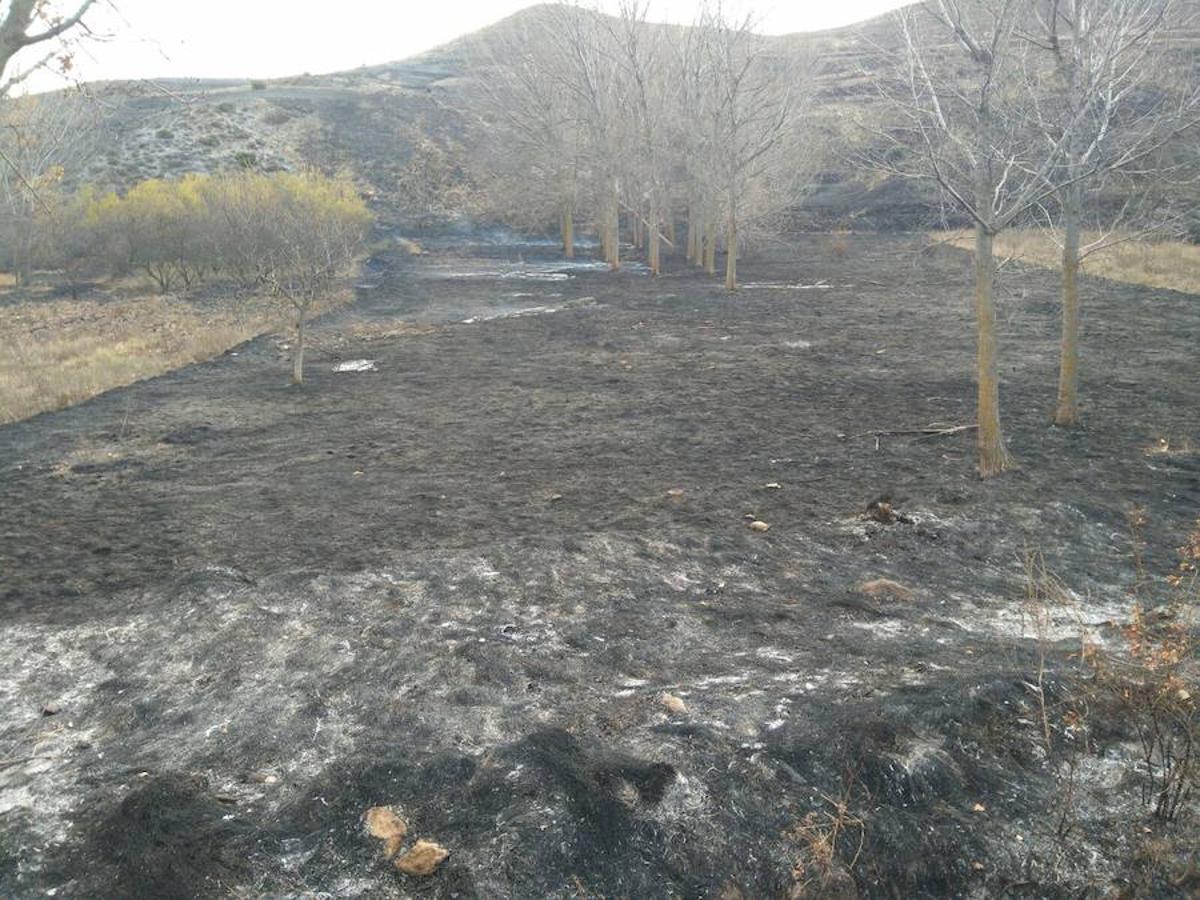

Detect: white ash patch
[754, 647, 795, 663]
[740, 281, 834, 291]
[944, 589, 1130, 645]
[333, 359, 377, 373]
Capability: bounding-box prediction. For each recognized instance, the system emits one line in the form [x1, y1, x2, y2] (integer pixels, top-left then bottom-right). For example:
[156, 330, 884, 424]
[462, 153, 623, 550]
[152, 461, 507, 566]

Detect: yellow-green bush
[33, 171, 374, 296]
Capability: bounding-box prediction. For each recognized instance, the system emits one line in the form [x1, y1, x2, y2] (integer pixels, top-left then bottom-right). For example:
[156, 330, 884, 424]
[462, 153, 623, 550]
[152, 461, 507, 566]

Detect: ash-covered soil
[1, 235, 1198, 898]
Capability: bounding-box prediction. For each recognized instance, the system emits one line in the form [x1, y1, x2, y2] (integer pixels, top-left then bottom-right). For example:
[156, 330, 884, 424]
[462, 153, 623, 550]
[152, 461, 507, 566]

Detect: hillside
[55, 3, 933, 231]
[49, 2, 1200, 232]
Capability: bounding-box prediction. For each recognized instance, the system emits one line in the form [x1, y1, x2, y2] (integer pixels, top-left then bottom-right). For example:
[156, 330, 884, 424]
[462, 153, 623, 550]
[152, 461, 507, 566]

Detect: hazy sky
[24, 0, 910, 92]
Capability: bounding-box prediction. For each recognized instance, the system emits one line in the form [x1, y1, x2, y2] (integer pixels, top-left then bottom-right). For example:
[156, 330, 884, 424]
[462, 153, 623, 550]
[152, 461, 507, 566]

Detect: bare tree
[1026, 0, 1200, 425]
[256, 173, 373, 384]
[551, 2, 630, 271]
[876, 0, 1082, 476]
[471, 2, 821, 286]
[0, 91, 97, 285]
[466, 9, 586, 255]
[605, 1, 677, 275]
[0, 0, 99, 95]
[700, 5, 820, 290]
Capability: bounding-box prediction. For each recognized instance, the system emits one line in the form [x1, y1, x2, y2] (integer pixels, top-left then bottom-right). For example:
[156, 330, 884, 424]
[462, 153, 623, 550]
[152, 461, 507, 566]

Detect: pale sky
[22, 0, 909, 92]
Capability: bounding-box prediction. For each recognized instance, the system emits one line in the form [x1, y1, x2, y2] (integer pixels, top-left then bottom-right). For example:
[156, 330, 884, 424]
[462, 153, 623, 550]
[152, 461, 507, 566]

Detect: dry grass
[0, 288, 351, 425]
[937, 229, 1200, 296]
[0, 295, 271, 424]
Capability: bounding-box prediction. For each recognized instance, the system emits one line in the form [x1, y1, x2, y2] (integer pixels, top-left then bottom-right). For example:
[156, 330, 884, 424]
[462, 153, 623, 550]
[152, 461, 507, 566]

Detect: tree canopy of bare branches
[0, 0, 99, 96]
[467, 1, 824, 289]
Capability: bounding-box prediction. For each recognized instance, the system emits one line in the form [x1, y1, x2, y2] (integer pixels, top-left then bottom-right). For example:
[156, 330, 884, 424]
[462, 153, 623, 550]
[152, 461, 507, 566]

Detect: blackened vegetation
[85, 775, 253, 900]
[1, 235, 1198, 897]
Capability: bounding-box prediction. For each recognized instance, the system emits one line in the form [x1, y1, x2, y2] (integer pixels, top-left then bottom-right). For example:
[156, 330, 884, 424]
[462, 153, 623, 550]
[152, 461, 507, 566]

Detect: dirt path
[1, 235, 1197, 897]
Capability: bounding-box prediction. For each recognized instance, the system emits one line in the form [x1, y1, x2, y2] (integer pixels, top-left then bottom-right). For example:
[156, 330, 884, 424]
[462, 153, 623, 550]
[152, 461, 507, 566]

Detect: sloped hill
[67, 0, 1199, 232]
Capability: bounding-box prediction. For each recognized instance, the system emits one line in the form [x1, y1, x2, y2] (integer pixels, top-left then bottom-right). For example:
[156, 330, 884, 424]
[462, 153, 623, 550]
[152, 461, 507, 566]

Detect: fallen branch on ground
[850, 424, 979, 440]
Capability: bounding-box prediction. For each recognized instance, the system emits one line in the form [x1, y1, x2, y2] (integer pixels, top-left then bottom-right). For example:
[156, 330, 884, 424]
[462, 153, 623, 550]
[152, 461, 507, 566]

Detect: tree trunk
[648, 217, 660, 276]
[974, 222, 1011, 476]
[292, 312, 306, 385]
[686, 205, 698, 264]
[561, 206, 574, 259]
[700, 220, 710, 277]
[724, 208, 738, 292]
[607, 197, 621, 271]
[1055, 176, 1083, 426]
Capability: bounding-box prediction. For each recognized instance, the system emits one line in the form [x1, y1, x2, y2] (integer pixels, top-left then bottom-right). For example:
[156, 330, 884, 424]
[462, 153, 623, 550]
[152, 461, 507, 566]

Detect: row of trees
[877, 0, 1199, 474]
[471, 1, 823, 291]
[478, 1, 1197, 477]
[21, 171, 373, 383]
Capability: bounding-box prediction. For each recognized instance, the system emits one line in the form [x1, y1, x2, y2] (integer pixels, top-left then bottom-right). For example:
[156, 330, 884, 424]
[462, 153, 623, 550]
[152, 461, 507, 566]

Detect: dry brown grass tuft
[828, 232, 850, 259]
[937, 229, 1200, 296]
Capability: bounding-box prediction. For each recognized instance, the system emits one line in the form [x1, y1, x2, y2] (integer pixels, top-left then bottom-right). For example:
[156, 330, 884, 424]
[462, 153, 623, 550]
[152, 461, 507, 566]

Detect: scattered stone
[748, 520, 770, 533]
[764, 482, 782, 490]
[971, 802, 987, 813]
[40, 703, 62, 717]
[549, 493, 564, 502]
[365, 806, 408, 858]
[858, 579, 915, 602]
[661, 693, 688, 714]
[394, 839, 449, 876]
[666, 488, 686, 498]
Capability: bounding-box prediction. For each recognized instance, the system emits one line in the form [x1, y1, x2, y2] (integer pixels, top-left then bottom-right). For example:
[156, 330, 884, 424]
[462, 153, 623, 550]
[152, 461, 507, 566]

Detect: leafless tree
[551, 3, 631, 270]
[0, 90, 97, 285]
[603, 2, 679, 275]
[1025, 0, 1200, 425]
[0, 0, 99, 96]
[465, 9, 586, 255]
[875, 0, 1082, 476]
[471, 2, 821, 287]
[692, 4, 821, 291]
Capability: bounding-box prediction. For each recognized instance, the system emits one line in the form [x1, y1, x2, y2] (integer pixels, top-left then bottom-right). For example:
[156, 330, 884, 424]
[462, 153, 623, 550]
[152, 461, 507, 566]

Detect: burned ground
[1, 235, 1198, 898]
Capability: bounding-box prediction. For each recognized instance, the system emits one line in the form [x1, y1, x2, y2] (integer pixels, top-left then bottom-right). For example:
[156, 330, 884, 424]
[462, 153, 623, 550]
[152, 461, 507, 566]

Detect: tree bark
[974, 222, 1011, 476]
[607, 195, 621, 271]
[703, 221, 717, 275]
[293, 312, 306, 385]
[648, 216, 660, 276]
[612, 209, 622, 271]
[1055, 174, 1083, 427]
[1, 1, 97, 89]
[686, 205, 698, 264]
[561, 206, 574, 259]
[724, 206, 738, 292]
